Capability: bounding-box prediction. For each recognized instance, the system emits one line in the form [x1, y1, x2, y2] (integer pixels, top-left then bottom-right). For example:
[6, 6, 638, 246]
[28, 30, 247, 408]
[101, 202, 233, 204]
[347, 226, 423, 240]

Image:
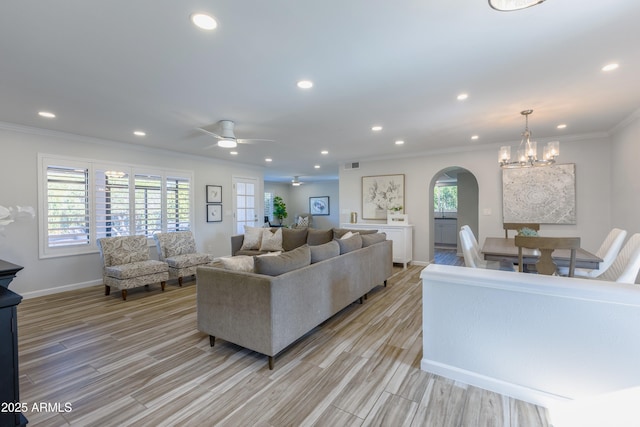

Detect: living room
[1, 1, 640, 425]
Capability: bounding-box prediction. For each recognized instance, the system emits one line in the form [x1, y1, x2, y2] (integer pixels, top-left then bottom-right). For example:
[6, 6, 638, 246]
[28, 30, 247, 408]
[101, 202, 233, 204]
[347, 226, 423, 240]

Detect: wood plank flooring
[16, 265, 550, 426]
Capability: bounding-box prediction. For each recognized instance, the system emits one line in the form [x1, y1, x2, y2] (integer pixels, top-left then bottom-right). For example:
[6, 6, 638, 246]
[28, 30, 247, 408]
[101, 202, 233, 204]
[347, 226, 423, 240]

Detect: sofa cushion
[333, 228, 378, 239]
[310, 240, 340, 263]
[260, 227, 284, 252]
[241, 226, 263, 250]
[307, 228, 334, 246]
[282, 228, 308, 251]
[105, 260, 168, 279]
[335, 233, 363, 254]
[165, 253, 212, 268]
[361, 232, 387, 247]
[220, 255, 255, 272]
[254, 245, 311, 276]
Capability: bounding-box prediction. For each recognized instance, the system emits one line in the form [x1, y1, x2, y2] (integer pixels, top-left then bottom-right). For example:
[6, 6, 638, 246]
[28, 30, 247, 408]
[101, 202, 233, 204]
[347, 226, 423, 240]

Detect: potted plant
[272, 196, 288, 225]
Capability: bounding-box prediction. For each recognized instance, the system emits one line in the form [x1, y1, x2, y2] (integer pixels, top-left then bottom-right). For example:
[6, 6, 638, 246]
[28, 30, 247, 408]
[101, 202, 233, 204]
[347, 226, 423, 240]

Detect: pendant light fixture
[498, 109, 559, 168]
[488, 0, 545, 12]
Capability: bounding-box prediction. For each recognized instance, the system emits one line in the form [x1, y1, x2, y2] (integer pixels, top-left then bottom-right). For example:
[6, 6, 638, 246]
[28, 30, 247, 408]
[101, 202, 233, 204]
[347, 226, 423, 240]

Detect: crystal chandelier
[498, 110, 559, 168]
[488, 0, 545, 12]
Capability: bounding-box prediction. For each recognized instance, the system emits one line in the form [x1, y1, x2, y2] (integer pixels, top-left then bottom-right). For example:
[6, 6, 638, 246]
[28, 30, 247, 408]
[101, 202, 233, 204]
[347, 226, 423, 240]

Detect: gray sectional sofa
[196, 228, 393, 369]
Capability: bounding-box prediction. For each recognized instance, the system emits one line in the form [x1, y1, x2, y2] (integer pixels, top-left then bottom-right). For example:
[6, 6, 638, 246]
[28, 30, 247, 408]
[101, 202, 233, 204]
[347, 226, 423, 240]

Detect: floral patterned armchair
[97, 235, 169, 300]
[153, 231, 213, 286]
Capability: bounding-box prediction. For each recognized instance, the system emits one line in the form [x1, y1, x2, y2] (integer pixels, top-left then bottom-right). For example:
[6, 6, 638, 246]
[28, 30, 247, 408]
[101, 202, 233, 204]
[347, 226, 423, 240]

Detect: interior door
[233, 176, 259, 234]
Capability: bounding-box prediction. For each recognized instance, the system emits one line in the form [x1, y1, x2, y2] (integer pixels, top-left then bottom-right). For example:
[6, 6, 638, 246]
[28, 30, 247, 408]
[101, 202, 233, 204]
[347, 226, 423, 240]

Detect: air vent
[344, 161, 360, 170]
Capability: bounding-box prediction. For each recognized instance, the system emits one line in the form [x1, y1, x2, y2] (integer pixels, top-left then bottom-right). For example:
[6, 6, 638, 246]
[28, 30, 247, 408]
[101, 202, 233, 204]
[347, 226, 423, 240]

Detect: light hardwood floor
[17, 265, 550, 426]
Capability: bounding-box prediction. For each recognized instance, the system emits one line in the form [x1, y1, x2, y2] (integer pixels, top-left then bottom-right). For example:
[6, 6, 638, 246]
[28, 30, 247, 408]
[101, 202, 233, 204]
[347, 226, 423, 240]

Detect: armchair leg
[105, 285, 111, 296]
[209, 335, 215, 347]
[161, 281, 166, 291]
[178, 277, 183, 287]
[121, 289, 127, 301]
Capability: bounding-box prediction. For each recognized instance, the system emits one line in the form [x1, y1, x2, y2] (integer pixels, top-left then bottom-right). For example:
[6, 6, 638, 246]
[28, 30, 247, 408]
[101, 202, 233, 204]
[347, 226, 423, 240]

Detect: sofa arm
[231, 234, 244, 256]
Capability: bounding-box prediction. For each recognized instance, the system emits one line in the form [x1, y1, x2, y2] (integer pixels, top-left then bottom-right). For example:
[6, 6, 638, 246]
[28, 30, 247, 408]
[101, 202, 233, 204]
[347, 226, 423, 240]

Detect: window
[434, 185, 458, 214]
[39, 154, 193, 258]
[264, 192, 274, 223]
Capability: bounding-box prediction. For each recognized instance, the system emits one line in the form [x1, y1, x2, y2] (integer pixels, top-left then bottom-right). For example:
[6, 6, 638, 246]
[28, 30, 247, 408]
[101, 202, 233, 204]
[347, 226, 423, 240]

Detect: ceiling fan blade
[237, 138, 276, 145]
[196, 127, 223, 139]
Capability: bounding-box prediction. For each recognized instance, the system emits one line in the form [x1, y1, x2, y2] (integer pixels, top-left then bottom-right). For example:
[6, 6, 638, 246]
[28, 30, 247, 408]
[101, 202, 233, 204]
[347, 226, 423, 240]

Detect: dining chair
[504, 223, 540, 238]
[557, 228, 627, 278]
[515, 236, 580, 276]
[460, 225, 481, 259]
[460, 229, 515, 271]
[596, 233, 640, 284]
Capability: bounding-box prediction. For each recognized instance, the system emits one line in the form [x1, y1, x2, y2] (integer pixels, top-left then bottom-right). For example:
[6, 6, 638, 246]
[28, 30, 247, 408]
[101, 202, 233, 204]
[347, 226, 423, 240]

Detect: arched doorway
[429, 167, 479, 265]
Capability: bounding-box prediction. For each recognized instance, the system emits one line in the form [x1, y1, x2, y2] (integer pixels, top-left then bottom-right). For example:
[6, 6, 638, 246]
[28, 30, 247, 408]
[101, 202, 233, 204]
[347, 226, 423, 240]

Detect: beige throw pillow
[241, 226, 263, 250]
[340, 231, 359, 240]
[220, 255, 254, 272]
[260, 227, 284, 252]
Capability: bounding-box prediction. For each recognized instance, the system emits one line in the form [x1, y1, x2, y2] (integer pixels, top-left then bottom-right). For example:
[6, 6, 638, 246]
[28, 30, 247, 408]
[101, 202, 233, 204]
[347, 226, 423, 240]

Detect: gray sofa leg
[384, 279, 387, 287]
[359, 296, 364, 304]
[209, 335, 215, 347]
[268, 356, 274, 370]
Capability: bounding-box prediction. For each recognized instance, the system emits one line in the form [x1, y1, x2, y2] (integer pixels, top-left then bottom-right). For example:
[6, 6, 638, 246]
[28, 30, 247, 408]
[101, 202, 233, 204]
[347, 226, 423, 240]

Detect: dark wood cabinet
[0, 262, 27, 426]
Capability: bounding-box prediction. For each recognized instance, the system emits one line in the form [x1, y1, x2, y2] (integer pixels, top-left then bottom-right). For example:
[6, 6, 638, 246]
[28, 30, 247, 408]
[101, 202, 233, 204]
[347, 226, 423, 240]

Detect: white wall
[611, 111, 640, 235]
[339, 135, 612, 263]
[0, 124, 263, 297]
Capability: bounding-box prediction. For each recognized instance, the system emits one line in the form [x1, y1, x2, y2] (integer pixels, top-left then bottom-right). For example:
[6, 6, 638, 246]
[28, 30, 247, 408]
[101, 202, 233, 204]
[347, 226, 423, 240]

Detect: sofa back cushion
[310, 240, 340, 263]
[307, 228, 334, 246]
[336, 233, 363, 254]
[361, 232, 387, 247]
[254, 245, 311, 276]
[282, 228, 309, 251]
[333, 228, 378, 239]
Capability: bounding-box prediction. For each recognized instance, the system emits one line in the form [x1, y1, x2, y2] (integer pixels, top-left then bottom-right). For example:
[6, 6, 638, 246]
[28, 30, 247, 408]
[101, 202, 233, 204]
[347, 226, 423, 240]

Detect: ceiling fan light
[217, 138, 237, 148]
[488, 0, 545, 11]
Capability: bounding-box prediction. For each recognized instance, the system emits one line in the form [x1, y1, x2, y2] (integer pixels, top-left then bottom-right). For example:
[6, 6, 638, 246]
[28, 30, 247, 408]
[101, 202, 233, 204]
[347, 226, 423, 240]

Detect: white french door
[233, 176, 260, 234]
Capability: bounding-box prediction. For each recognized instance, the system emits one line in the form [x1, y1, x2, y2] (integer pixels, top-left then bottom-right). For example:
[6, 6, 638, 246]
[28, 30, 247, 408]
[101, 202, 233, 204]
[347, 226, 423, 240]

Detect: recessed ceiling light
[557, 124, 567, 129]
[395, 140, 405, 145]
[457, 93, 468, 101]
[297, 80, 313, 89]
[371, 125, 383, 132]
[602, 63, 619, 72]
[230, 151, 238, 155]
[265, 158, 273, 162]
[471, 135, 479, 140]
[191, 13, 217, 30]
[314, 165, 320, 169]
[321, 150, 329, 155]
[38, 111, 56, 118]
[133, 130, 146, 136]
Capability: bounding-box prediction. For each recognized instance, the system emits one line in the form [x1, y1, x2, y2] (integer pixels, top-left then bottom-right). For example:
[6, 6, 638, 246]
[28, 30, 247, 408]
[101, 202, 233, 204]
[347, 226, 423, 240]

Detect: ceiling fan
[197, 120, 274, 149]
[291, 176, 303, 186]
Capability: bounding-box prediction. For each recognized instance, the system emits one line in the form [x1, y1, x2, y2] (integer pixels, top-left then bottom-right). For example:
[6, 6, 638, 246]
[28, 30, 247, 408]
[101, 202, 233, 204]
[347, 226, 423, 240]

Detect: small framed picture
[207, 204, 222, 222]
[309, 196, 330, 216]
[206, 185, 222, 204]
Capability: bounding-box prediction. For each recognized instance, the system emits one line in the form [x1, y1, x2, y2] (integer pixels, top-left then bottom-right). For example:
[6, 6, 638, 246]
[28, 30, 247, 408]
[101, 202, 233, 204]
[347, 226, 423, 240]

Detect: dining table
[481, 237, 602, 270]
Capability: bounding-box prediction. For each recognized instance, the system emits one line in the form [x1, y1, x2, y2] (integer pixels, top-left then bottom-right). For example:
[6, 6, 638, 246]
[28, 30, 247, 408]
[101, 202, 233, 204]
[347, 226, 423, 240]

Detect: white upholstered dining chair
[596, 233, 640, 284]
[460, 228, 515, 271]
[557, 228, 627, 278]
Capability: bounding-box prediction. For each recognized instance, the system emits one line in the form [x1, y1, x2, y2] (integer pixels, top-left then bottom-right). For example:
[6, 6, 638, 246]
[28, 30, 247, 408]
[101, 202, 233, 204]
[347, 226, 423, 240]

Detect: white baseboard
[20, 279, 103, 299]
[420, 358, 570, 408]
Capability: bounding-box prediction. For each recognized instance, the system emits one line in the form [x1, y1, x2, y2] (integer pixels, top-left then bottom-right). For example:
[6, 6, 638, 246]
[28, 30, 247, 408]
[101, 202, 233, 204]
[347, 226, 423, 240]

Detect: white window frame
[38, 154, 194, 259]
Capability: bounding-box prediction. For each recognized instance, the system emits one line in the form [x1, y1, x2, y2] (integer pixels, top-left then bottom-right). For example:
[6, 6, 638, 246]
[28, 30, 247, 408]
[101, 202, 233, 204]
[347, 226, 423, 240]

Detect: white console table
[342, 223, 413, 268]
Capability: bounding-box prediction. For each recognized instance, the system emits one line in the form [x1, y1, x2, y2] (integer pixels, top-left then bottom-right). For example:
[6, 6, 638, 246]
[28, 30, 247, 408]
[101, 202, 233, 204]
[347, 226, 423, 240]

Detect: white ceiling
[1, 1, 639, 182]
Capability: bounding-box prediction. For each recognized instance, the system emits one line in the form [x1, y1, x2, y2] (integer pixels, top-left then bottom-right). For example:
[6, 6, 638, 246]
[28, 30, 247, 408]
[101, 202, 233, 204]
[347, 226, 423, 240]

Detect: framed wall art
[502, 163, 576, 224]
[206, 185, 222, 204]
[309, 196, 330, 216]
[206, 204, 222, 222]
[362, 174, 405, 220]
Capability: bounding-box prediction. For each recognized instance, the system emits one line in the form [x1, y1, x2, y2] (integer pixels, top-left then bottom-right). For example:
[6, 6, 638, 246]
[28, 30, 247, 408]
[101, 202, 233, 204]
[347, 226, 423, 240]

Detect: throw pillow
[335, 233, 363, 254]
[361, 232, 387, 247]
[260, 227, 284, 252]
[340, 231, 358, 240]
[220, 255, 255, 272]
[310, 240, 340, 263]
[254, 245, 311, 276]
[307, 228, 334, 246]
[241, 226, 263, 250]
[296, 215, 309, 227]
[333, 228, 378, 239]
[282, 228, 308, 251]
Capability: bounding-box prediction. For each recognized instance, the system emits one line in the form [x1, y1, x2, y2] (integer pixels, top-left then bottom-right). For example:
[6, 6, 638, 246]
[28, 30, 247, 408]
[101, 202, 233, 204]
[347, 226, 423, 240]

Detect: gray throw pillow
[361, 232, 387, 247]
[254, 245, 311, 276]
[310, 240, 340, 263]
[282, 228, 309, 251]
[307, 229, 334, 246]
[333, 228, 378, 239]
[335, 234, 363, 254]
